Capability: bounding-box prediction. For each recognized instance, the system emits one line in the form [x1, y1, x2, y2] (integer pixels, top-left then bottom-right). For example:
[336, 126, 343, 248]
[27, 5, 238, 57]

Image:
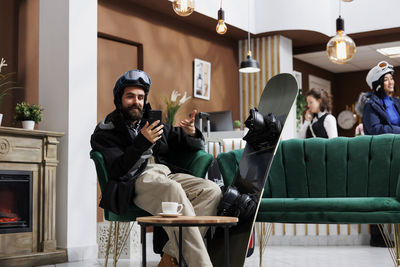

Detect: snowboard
[208, 73, 298, 267]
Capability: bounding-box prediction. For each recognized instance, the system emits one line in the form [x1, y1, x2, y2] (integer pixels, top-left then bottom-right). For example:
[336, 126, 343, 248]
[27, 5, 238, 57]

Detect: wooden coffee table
[136, 215, 238, 267]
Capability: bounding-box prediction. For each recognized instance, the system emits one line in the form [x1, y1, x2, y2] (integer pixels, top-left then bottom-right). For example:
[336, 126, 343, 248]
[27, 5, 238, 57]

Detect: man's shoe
[158, 253, 179, 267]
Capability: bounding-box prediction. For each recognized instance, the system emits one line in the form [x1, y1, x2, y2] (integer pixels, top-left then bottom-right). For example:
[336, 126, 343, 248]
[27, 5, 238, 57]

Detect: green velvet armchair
[90, 149, 213, 266]
[217, 134, 400, 265]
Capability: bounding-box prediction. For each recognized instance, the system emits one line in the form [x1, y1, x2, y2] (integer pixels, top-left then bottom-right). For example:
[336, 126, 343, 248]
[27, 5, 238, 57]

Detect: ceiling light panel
[377, 47, 400, 58]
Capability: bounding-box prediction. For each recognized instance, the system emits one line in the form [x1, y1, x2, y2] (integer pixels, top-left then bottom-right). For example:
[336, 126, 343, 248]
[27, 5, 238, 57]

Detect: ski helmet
[113, 70, 151, 108]
[366, 61, 394, 91]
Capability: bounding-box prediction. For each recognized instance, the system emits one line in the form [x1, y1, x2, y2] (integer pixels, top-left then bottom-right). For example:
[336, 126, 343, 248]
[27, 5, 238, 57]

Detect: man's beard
[120, 104, 143, 122]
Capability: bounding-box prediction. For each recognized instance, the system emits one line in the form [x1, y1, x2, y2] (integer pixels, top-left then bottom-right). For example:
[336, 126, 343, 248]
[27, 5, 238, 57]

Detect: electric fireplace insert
[0, 170, 32, 234]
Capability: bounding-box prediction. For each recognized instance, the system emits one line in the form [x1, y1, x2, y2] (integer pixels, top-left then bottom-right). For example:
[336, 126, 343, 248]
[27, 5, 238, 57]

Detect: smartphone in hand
[147, 110, 162, 125]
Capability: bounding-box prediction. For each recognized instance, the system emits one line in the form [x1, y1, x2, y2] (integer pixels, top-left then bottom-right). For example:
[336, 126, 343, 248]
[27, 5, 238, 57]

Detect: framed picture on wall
[193, 58, 211, 100]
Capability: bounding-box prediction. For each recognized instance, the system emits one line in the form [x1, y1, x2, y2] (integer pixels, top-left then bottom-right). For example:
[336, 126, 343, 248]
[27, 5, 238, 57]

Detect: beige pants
[134, 163, 222, 267]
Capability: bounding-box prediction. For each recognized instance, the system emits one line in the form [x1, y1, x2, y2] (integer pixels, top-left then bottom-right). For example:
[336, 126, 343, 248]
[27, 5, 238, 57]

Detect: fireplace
[0, 127, 66, 266]
[0, 170, 32, 234]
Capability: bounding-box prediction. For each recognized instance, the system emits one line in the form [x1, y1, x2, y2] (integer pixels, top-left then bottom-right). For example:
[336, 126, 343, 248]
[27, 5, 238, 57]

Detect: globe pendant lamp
[172, 0, 194, 17]
[326, 1, 356, 64]
[239, 0, 260, 73]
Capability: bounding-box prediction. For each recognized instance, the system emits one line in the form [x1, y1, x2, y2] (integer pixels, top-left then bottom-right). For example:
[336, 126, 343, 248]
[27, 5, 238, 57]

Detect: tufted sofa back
[265, 134, 400, 198]
[217, 134, 400, 199]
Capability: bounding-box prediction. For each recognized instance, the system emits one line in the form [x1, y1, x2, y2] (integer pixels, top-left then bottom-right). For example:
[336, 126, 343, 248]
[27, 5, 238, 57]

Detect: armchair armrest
[217, 149, 244, 186]
[186, 150, 213, 178]
[167, 149, 213, 178]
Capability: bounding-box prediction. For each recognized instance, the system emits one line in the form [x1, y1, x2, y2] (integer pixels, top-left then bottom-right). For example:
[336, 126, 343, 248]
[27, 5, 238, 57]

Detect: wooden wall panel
[98, 1, 240, 125]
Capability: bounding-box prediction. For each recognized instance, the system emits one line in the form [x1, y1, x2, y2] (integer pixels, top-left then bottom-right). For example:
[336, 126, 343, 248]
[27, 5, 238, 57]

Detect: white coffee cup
[162, 202, 183, 214]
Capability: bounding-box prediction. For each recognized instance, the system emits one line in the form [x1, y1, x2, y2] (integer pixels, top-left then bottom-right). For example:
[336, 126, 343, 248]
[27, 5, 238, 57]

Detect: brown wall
[98, 1, 240, 124]
[0, 0, 39, 127]
[293, 58, 335, 95]
[0, 0, 19, 126]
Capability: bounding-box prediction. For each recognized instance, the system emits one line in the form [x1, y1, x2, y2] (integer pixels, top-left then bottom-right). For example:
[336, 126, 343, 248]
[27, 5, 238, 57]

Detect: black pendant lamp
[239, 0, 260, 73]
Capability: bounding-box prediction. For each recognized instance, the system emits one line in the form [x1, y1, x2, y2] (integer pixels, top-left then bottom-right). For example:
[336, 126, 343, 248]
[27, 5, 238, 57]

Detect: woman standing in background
[360, 61, 399, 247]
[298, 88, 338, 139]
[362, 61, 400, 135]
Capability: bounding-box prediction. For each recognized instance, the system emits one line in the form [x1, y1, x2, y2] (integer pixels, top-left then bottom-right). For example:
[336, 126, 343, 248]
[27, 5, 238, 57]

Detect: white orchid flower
[171, 90, 181, 102]
[0, 58, 7, 73]
[179, 91, 192, 105]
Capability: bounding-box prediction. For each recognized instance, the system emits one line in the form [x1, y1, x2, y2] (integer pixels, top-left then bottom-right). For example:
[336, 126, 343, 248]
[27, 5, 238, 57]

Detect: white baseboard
[67, 244, 98, 262]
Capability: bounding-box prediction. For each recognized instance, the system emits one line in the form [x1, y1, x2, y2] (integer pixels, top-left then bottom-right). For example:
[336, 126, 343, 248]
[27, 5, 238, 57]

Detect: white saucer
[158, 212, 182, 217]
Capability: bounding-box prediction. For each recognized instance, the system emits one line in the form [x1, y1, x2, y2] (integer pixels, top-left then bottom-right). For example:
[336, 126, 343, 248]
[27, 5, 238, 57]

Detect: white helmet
[366, 61, 394, 91]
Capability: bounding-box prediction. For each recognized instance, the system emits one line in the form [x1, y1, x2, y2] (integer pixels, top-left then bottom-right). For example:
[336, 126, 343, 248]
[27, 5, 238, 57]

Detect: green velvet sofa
[217, 134, 400, 225]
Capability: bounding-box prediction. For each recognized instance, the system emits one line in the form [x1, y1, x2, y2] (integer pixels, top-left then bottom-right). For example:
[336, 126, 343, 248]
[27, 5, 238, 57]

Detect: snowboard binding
[217, 185, 258, 222]
[243, 108, 282, 151]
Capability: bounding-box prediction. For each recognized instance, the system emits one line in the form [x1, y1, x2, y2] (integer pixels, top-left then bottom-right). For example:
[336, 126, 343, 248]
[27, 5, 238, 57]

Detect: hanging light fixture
[326, 0, 356, 64]
[216, 0, 227, 35]
[239, 0, 260, 73]
[172, 0, 194, 17]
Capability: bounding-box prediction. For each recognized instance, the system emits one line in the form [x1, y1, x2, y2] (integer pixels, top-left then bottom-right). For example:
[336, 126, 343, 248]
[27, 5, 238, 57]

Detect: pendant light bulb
[326, 16, 356, 64]
[216, 8, 227, 35]
[172, 0, 194, 17]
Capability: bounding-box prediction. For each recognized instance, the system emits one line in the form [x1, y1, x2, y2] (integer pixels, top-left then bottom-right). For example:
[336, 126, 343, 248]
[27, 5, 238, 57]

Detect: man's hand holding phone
[141, 121, 163, 143]
[142, 110, 163, 143]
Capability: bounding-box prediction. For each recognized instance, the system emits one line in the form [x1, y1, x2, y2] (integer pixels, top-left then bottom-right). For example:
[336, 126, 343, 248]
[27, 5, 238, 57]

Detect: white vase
[22, 120, 35, 130]
[0, 113, 3, 126]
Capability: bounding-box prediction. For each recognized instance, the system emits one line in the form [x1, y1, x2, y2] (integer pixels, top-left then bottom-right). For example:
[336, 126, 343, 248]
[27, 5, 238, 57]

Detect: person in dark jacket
[362, 61, 399, 248]
[363, 61, 400, 135]
[91, 70, 221, 267]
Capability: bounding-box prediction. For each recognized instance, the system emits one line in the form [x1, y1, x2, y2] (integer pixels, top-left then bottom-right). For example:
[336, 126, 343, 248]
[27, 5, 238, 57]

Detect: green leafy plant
[296, 90, 307, 130]
[233, 120, 241, 129]
[14, 102, 44, 123]
[164, 90, 191, 125]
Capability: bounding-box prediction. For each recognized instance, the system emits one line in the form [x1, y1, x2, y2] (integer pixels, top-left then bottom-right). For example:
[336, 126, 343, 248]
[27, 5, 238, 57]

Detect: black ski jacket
[90, 109, 205, 215]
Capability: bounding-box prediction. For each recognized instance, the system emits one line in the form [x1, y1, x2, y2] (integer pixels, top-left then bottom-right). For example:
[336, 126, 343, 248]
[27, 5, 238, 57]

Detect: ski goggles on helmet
[377, 61, 394, 72]
[113, 70, 151, 96]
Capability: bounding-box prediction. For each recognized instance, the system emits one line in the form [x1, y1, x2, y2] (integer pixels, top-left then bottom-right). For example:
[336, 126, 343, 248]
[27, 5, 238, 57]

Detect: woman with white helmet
[363, 61, 400, 135]
[362, 61, 399, 248]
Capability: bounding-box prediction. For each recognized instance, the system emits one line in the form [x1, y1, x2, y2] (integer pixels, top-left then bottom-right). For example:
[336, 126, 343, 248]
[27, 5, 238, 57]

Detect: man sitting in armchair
[91, 69, 221, 267]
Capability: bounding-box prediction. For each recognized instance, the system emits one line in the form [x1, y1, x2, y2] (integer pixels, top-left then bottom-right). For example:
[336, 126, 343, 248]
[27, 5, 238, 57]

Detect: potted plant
[296, 90, 307, 131]
[14, 102, 43, 130]
[233, 120, 241, 131]
[0, 58, 21, 126]
[164, 90, 192, 125]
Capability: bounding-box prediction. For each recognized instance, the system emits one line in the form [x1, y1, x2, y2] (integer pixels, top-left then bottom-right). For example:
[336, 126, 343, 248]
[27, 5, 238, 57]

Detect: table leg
[206, 228, 212, 249]
[179, 226, 183, 267]
[141, 225, 146, 267]
[224, 226, 229, 267]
